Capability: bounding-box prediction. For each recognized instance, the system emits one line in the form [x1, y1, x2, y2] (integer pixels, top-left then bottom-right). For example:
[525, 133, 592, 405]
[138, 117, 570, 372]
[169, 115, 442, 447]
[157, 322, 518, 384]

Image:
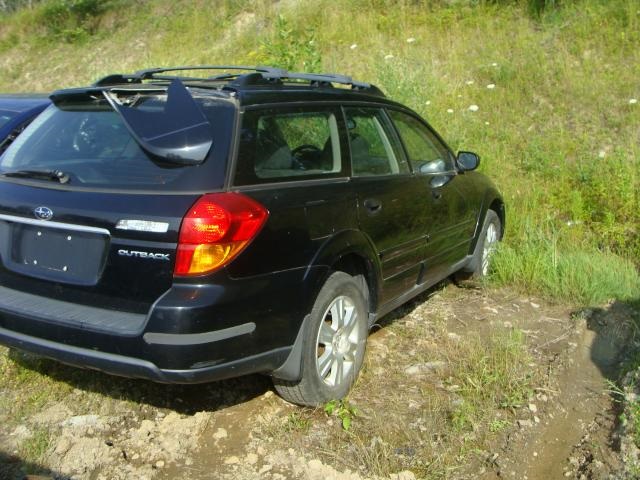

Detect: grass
[491, 233, 640, 305]
[488, 418, 512, 433]
[0, 4, 637, 477]
[0, 348, 72, 425]
[623, 401, 640, 450]
[613, 363, 640, 475]
[0, 0, 638, 306]
[446, 330, 534, 431]
[264, 287, 541, 479]
[283, 411, 312, 433]
[19, 428, 51, 466]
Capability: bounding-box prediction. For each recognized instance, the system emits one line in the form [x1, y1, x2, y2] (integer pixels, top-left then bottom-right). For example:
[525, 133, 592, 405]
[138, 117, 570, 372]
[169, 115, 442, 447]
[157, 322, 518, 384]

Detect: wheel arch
[459, 188, 505, 275]
[302, 228, 381, 316]
[470, 189, 505, 253]
[489, 197, 506, 239]
[272, 229, 381, 382]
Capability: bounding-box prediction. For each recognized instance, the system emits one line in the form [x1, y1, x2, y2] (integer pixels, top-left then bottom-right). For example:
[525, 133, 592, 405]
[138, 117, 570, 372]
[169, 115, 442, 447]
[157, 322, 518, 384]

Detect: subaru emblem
[34, 206, 53, 221]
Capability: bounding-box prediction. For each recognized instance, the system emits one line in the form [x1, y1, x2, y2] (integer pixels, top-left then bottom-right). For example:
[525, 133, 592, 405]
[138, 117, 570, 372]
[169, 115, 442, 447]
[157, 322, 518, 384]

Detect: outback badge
[118, 249, 170, 261]
[33, 206, 53, 221]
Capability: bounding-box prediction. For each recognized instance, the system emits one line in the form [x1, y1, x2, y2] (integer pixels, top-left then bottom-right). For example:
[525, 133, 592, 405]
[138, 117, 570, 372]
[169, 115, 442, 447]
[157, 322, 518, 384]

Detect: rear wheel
[273, 272, 368, 406]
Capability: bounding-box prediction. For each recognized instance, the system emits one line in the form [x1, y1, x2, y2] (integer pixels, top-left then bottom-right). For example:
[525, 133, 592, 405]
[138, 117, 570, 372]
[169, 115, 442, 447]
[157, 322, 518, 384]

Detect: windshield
[0, 109, 19, 130]
[0, 97, 235, 191]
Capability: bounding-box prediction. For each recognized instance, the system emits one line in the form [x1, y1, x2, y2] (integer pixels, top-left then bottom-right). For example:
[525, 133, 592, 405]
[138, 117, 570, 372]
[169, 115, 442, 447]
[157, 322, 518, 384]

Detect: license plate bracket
[3, 224, 109, 286]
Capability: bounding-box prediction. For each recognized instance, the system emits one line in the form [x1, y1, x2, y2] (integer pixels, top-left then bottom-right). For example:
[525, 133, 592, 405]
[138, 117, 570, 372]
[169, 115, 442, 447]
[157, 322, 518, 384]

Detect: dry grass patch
[255, 287, 542, 479]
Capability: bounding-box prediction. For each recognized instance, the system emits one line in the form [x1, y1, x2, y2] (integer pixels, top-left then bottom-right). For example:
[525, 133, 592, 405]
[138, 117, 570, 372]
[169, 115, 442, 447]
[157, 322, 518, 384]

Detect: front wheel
[273, 272, 368, 406]
[456, 209, 502, 282]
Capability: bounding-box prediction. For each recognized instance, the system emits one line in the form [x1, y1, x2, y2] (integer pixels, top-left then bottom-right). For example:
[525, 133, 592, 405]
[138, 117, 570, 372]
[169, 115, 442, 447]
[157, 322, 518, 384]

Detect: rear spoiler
[50, 79, 213, 165]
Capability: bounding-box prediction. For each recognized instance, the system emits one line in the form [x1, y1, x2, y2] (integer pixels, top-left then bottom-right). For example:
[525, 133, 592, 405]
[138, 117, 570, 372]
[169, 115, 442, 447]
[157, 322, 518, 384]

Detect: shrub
[38, 0, 105, 42]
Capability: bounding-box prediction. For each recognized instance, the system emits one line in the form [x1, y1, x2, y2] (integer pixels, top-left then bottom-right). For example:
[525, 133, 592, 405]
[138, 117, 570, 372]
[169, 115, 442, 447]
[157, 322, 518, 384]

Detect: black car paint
[0, 83, 504, 383]
[0, 95, 50, 153]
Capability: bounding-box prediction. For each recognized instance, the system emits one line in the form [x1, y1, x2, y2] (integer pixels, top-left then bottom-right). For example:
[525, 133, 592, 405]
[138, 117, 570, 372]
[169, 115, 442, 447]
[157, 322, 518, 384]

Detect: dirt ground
[0, 282, 637, 480]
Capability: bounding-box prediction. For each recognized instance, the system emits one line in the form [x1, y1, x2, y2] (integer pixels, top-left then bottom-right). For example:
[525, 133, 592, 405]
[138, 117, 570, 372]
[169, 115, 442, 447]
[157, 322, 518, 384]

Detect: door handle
[363, 198, 382, 214]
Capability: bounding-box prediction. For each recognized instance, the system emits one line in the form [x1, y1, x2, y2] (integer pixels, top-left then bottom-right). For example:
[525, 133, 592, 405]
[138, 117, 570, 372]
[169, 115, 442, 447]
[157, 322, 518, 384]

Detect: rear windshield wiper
[2, 169, 70, 184]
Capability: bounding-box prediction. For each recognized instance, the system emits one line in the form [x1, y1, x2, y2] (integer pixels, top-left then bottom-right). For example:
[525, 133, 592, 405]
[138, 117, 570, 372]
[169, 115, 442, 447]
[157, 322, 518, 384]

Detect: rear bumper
[0, 326, 290, 383]
[0, 266, 328, 382]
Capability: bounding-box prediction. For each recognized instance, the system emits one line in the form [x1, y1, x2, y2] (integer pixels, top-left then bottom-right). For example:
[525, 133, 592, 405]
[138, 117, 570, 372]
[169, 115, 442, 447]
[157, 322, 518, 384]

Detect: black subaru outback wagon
[0, 66, 504, 406]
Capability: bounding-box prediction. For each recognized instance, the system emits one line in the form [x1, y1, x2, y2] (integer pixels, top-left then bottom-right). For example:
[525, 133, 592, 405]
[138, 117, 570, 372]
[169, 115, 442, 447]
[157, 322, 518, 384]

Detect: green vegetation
[38, 0, 105, 42]
[324, 399, 358, 430]
[488, 418, 512, 433]
[0, 348, 72, 424]
[609, 365, 640, 474]
[283, 411, 312, 433]
[492, 232, 640, 305]
[317, 309, 539, 478]
[447, 330, 534, 431]
[620, 399, 640, 449]
[19, 428, 51, 465]
[0, 0, 638, 306]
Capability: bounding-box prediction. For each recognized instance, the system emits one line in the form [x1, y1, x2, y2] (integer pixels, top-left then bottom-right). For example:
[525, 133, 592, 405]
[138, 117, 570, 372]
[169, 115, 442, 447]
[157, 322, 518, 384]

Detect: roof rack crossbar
[93, 65, 385, 96]
[94, 66, 282, 87]
[133, 65, 285, 80]
[260, 71, 371, 90]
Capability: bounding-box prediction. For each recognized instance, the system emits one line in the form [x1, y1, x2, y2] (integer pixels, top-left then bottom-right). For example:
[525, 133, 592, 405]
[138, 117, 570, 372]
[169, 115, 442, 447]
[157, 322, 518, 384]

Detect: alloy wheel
[315, 295, 362, 387]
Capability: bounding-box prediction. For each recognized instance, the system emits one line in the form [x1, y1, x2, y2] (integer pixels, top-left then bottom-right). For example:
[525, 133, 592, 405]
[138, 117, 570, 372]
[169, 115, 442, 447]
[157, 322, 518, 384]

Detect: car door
[345, 106, 433, 304]
[387, 109, 477, 283]
[231, 104, 356, 276]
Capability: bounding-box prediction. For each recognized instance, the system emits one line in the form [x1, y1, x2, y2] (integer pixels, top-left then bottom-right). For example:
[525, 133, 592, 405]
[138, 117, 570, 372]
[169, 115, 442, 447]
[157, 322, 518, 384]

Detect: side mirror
[457, 151, 480, 172]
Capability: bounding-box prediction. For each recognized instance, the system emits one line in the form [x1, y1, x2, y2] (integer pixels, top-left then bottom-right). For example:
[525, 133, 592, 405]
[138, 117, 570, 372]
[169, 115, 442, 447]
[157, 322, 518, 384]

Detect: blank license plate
[8, 224, 107, 285]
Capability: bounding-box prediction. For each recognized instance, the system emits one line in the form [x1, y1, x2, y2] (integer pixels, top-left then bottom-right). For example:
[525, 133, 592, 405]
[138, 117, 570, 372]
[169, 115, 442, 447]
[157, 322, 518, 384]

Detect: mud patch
[480, 302, 635, 479]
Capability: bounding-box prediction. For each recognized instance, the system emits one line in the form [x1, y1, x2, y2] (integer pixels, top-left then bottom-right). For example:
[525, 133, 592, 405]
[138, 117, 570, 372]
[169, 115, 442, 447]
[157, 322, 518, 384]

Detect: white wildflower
[491, 62, 498, 67]
[466, 80, 474, 85]
[350, 44, 358, 50]
[468, 104, 479, 112]
[406, 37, 416, 43]
[485, 121, 490, 125]
[487, 84, 496, 89]
[425, 101, 431, 105]
[630, 98, 638, 104]
[457, 94, 462, 98]
[446, 109, 454, 114]
[384, 54, 394, 60]
[598, 150, 606, 158]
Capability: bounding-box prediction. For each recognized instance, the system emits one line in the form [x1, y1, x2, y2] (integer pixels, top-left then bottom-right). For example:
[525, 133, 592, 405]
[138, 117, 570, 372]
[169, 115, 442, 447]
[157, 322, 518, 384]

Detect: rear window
[0, 97, 235, 191]
[234, 106, 347, 185]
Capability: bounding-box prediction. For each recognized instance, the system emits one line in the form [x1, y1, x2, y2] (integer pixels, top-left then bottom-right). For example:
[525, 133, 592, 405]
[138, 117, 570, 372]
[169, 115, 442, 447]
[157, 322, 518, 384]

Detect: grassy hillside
[0, 0, 638, 305]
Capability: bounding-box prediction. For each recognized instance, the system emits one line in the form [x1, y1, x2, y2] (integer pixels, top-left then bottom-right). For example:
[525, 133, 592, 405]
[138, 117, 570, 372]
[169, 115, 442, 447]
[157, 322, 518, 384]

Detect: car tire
[273, 271, 368, 407]
[456, 209, 501, 281]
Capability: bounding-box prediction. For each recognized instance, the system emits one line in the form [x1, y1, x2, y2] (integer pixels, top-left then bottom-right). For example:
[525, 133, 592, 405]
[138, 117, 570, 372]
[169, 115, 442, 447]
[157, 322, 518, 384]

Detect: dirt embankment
[0, 284, 637, 480]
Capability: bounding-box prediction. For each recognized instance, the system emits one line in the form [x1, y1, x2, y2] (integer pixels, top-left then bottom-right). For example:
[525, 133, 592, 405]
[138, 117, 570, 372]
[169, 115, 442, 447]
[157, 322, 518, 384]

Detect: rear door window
[234, 106, 346, 185]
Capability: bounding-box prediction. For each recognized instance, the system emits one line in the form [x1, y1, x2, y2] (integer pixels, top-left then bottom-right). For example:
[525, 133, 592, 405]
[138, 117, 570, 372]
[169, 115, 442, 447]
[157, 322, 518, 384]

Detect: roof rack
[93, 65, 385, 97]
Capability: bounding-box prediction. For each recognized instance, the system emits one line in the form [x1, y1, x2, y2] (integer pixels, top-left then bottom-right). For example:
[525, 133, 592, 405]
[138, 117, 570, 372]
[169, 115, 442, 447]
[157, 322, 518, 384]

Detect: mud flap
[269, 314, 311, 382]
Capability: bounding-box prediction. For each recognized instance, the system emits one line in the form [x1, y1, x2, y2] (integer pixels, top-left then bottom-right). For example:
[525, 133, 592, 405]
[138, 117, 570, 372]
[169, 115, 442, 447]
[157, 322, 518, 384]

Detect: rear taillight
[174, 193, 269, 276]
